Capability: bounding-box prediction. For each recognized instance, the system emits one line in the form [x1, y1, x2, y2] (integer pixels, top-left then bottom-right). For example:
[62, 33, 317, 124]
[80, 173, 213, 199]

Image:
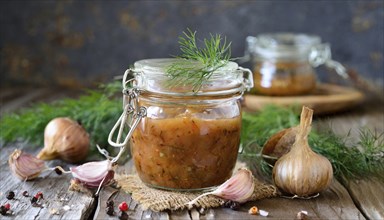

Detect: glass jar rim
[130, 58, 252, 97]
[133, 58, 239, 76]
[257, 33, 321, 49]
[247, 33, 322, 60]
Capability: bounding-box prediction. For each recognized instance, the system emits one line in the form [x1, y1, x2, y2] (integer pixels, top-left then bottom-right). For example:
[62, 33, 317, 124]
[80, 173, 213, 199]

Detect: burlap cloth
[115, 162, 278, 212]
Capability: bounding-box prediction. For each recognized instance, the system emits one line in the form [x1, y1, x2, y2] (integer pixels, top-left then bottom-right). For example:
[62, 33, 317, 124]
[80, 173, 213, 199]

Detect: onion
[37, 117, 90, 163]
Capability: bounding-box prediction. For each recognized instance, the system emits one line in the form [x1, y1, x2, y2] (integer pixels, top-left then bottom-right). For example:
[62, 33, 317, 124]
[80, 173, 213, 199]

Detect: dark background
[0, 0, 383, 89]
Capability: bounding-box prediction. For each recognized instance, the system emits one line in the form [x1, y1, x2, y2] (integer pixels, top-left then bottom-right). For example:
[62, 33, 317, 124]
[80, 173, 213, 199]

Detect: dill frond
[166, 29, 232, 92]
[1, 83, 382, 179]
[0, 82, 122, 154]
[240, 106, 384, 180]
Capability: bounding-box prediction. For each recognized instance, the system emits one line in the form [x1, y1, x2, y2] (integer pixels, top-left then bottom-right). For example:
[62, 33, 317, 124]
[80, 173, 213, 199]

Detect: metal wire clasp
[101, 69, 146, 163]
[238, 66, 254, 91]
[309, 43, 348, 79]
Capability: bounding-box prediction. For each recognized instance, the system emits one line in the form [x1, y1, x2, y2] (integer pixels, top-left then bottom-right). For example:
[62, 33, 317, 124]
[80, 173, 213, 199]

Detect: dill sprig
[0, 82, 122, 154]
[1, 84, 382, 179]
[311, 129, 384, 179]
[240, 106, 384, 180]
[166, 29, 232, 92]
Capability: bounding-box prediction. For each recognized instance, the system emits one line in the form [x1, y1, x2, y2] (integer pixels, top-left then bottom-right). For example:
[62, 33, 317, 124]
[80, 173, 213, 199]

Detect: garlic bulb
[272, 106, 333, 197]
[9, 149, 46, 180]
[187, 169, 255, 207]
[37, 117, 90, 163]
[70, 160, 114, 188]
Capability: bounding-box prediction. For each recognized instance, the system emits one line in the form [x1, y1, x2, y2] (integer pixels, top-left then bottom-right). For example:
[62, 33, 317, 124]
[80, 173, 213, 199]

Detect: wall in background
[0, 1, 383, 88]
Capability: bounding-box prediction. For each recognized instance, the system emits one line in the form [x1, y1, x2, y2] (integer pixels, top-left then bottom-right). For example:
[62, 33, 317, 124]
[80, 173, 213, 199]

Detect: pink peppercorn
[4, 203, 10, 211]
[118, 202, 128, 212]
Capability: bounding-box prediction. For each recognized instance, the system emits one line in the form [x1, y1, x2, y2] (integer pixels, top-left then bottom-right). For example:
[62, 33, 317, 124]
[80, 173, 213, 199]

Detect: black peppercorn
[22, 191, 29, 197]
[6, 191, 15, 200]
[106, 200, 114, 207]
[106, 206, 114, 216]
[229, 202, 240, 210]
[54, 167, 63, 175]
[31, 196, 38, 204]
[119, 211, 128, 220]
[223, 200, 231, 208]
[222, 200, 240, 210]
[0, 206, 7, 216]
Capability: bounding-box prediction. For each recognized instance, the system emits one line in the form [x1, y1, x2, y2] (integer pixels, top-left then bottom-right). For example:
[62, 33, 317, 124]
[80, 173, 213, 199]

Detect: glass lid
[247, 33, 322, 60]
[134, 58, 239, 76]
[131, 58, 247, 96]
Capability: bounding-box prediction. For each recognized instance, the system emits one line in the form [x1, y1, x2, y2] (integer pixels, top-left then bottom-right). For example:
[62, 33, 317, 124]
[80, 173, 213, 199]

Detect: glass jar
[108, 58, 253, 191]
[245, 33, 347, 96]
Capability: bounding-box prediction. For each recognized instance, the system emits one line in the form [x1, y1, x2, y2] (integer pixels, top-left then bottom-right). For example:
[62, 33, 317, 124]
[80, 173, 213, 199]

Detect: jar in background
[109, 58, 253, 191]
[245, 33, 347, 96]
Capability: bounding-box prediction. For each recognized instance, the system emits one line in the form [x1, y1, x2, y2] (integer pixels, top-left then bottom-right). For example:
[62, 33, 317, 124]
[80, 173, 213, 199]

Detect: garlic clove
[213, 168, 255, 203]
[187, 169, 255, 207]
[70, 160, 114, 188]
[8, 149, 46, 180]
[297, 210, 309, 220]
[38, 117, 90, 163]
[259, 210, 269, 217]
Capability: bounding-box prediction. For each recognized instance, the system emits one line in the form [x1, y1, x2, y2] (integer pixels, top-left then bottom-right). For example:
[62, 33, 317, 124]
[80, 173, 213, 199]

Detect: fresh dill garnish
[0, 82, 121, 154]
[240, 106, 384, 180]
[310, 129, 384, 179]
[1, 84, 382, 179]
[166, 29, 232, 92]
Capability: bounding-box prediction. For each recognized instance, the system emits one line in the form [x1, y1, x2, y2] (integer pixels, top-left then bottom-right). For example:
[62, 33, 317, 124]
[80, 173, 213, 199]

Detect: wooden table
[0, 87, 383, 220]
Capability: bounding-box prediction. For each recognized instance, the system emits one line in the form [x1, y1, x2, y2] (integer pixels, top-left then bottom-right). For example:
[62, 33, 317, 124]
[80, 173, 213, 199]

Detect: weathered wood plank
[316, 105, 384, 220]
[169, 210, 191, 220]
[196, 179, 364, 219]
[94, 158, 364, 220]
[0, 88, 51, 114]
[0, 88, 25, 104]
[342, 177, 384, 220]
[0, 86, 81, 116]
[94, 185, 171, 220]
[0, 145, 96, 220]
[1, 87, 383, 220]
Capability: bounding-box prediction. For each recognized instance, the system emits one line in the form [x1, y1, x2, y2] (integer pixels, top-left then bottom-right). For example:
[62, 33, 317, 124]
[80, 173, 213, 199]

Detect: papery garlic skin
[215, 168, 255, 203]
[273, 147, 333, 196]
[272, 106, 333, 197]
[8, 149, 46, 180]
[37, 117, 90, 163]
[186, 168, 255, 207]
[70, 160, 114, 188]
[262, 127, 297, 165]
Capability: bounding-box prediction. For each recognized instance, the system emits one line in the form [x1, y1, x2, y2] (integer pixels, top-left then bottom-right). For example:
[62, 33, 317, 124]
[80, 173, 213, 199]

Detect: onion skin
[37, 117, 90, 163]
[262, 127, 297, 165]
[272, 107, 333, 197]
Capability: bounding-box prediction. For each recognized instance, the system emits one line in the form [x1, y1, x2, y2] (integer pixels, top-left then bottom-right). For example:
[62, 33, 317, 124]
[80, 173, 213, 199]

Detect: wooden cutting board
[243, 84, 364, 115]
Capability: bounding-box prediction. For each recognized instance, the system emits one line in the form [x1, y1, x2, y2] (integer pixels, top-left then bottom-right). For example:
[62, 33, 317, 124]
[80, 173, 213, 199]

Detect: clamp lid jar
[108, 58, 253, 191]
[245, 33, 346, 96]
